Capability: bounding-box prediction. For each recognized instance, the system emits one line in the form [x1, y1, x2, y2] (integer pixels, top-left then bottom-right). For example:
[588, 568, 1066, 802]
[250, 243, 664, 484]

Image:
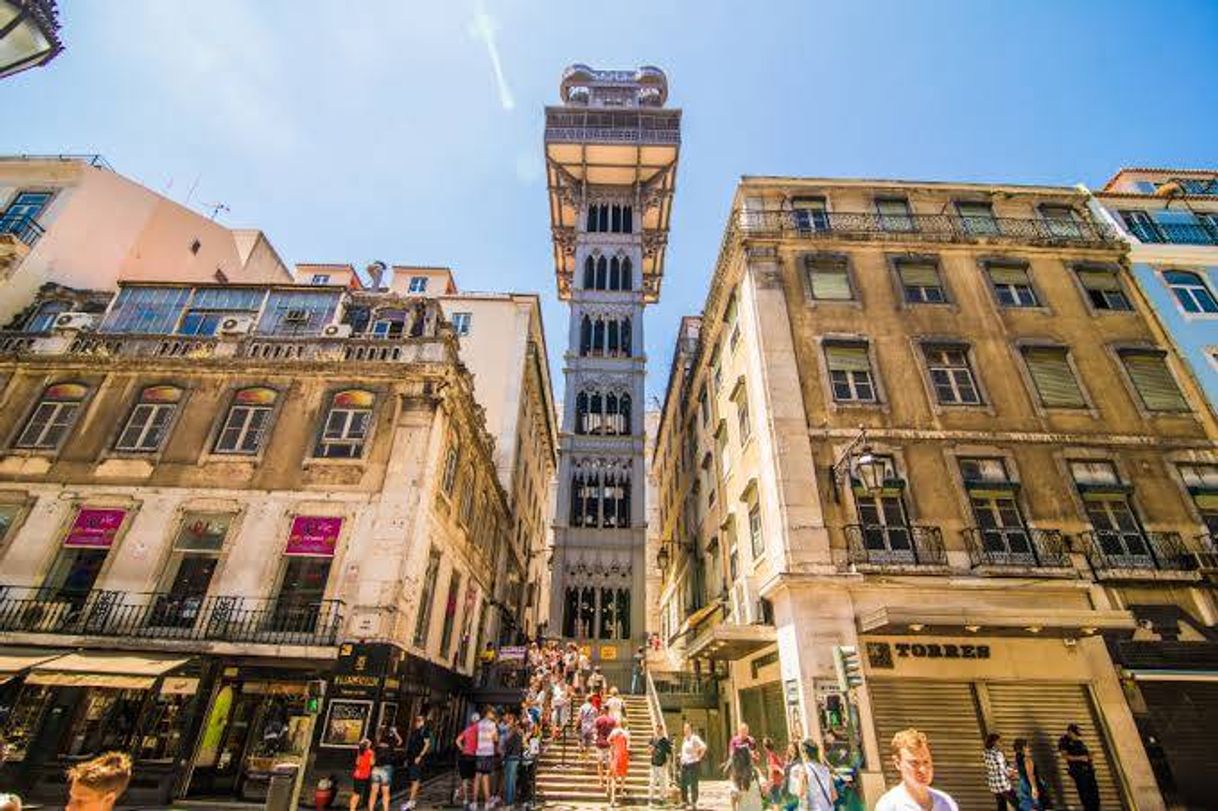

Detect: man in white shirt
[875, 728, 958, 811]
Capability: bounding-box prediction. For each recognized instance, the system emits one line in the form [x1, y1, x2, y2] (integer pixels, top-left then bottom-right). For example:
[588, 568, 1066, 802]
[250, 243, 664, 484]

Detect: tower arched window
[609, 257, 621, 291]
[596, 256, 608, 290]
[623, 206, 633, 233]
[611, 205, 622, 233]
[580, 315, 592, 354]
[621, 317, 632, 356]
[583, 256, 596, 290]
[586, 207, 598, 233]
[599, 205, 610, 233]
[578, 316, 633, 357]
[621, 257, 633, 291]
[592, 319, 606, 355]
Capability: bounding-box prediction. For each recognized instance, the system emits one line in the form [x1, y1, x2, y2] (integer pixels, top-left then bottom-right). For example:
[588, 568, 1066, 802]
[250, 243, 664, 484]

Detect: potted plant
[314, 775, 336, 810]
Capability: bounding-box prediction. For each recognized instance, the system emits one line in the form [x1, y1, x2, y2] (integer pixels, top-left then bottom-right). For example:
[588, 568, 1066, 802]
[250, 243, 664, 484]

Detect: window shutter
[1121, 351, 1188, 411]
[1023, 347, 1085, 408]
[825, 344, 872, 372]
[988, 266, 1030, 285]
[1077, 269, 1121, 291]
[807, 258, 851, 300]
[898, 262, 939, 286]
[1194, 494, 1218, 510]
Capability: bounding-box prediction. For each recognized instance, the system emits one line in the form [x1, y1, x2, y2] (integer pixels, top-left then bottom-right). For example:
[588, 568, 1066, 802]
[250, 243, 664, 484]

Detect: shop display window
[63, 688, 145, 757]
[321, 699, 372, 748]
[0, 685, 53, 761]
[136, 691, 194, 761]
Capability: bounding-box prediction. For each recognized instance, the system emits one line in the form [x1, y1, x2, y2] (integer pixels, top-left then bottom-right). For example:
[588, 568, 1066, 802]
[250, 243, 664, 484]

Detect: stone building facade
[0, 280, 514, 805]
[653, 176, 1218, 809]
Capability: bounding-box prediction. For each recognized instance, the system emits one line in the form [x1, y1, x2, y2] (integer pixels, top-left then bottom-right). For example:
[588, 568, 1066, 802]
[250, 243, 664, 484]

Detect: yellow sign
[333, 674, 379, 687]
[579, 645, 592, 658]
[599, 646, 619, 661]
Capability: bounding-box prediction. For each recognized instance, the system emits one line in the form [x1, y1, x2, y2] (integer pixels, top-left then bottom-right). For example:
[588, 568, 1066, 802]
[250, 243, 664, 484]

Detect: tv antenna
[203, 202, 230, 221]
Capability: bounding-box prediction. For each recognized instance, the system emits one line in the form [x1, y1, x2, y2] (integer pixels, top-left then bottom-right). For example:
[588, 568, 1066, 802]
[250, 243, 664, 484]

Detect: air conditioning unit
[322, 323, 353, 338]
[218, 314, 256, 335]
[283, 309, 310, 324]
[52, 312, 99, 332]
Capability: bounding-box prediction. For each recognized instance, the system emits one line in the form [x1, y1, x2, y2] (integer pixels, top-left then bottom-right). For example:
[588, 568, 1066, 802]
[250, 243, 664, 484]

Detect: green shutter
[1077, 269, 1121, 291]
[1023, 347, 1086, 408]
[1194, 494, 1218, 510]
[899, 262, 940, 286]
[1121, 351, 1189, 412]
[824, 344, 871, 372]
[988, 265, 1030, 285]
[807, 259, 852, 300]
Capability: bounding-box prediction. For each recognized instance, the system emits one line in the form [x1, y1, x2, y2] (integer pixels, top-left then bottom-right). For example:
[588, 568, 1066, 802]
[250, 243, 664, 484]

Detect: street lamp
[0, 0, 63, 80]
[830, 426, 887, 500]
[657, 544, 670, 573]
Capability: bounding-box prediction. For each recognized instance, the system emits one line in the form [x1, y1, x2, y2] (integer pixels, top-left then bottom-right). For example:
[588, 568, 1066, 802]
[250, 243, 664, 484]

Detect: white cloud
[469, 3, 515, 111]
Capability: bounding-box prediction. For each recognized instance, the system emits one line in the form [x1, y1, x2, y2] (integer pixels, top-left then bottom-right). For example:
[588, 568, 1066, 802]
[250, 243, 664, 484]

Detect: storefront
[861, 635, 1130, 810]
[185, 659, 329, 805]
[0, 650, 203, 804]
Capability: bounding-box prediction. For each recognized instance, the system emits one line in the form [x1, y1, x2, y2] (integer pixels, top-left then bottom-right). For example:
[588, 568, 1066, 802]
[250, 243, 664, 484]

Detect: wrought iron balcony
[1079, 530, 1195, 574]
[844, 524, 947, 568]
[1126, 221, 1218, 246]
[545, 110, 681, 145]
[962, 527, 1072, 569]
[735, 210, 1119, 248]
[1190, 534, 1218, 571]
[0, 587, 344, 646]
[0, 215, 45, 248]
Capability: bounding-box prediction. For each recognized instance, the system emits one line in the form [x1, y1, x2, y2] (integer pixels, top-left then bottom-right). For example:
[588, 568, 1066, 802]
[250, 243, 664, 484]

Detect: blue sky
[8, 1, 1218, 404]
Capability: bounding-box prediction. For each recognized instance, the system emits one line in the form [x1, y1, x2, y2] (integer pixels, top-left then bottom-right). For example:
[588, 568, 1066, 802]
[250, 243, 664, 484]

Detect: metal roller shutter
[868, 680, 992, 811]
[1138, 680, 1218, 808]
[985, 683, 1125, 810]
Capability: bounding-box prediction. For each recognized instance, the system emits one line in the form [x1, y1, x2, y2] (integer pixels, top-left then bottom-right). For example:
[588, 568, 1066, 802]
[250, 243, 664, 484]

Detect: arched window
[618, 393, 632, 434]
[596, 256, 608, 290]
[588, 392, 603, 434]
[575, 392, 589, 434]
[583, 256, 596, 290]
[586, 207, 598, 233]
[16, 382, 89, 450]
[599, 588, 616, 639]
[315, 389, 375, 458]
[598, 205, 609, 233]
[621, 257, 633, 291]
[563, 588, 579, 638]
[607, 320, 620, 355]
[592, 319, 606, 355]
[611, 205, 622, 233]
[1165, 269, 1218, 314]
[580, 315, 592, 355]
[616, 588, 631, 638]
[116, 385, 183, 452]
[215, 386, 278, 454]
[579, 586, 596, 637]
[623, 206, 633, 234]
[622, 317, 632, 356]
[609, 257, 621, 291]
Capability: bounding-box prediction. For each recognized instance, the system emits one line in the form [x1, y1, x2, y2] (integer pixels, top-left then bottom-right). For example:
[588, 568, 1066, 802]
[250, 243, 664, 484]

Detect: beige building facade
[0, 269, 539, 804]
[653, 176, 1218, 809]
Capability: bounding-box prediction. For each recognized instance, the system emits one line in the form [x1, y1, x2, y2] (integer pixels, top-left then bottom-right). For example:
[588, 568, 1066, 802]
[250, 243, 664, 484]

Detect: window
[923, 345, 981, 405]
[177, 288, 264, 336]
[853, 464, 914, 562]
[458, 476, 474, 526]
[15, 382, 88, 449]
[101, 286, 192, 334]
[1040, 204, 1083, 238]
[956, 201, 999, 235]
[150, 512, 231, 628]
[985, 263, 1039, 307]
[568, 461, 631, 528]
[959, 457, 1009, 484]
[450, 312, 472, 336]
[258, 289, 341, 334]
[793, 197, 829, 232]
[439, 569, 462, 657]
[824, 342, 876, 403]
[310, 274, 331, 285]
[1076, 266, 1132, 311]
[115, 385, 182, 452]
[442, 439, 460, 496]
[805, 256, 852, 300]
[314, 389, 374, 458]
[370, 309, 406, 338]
[896, 259, 946, 304]
[214, 387, 277, 454]
[0, 191, 52, 237]
[1178, 464, 1218, 535]
[734, 384, 751, 441]
[578, 314, 631, 357]
[1164, 270, 1218, 314]
[585, 203, 633, 234]
[1021, 347, 1086, 408]
[1119, 349, 1189, 412]
[1119, 210, 1161, 243]
[698, 386, 709, 426]
[876, 198, 914, 231]
[716, 424, 731, 477]
[959, 458, 1033, 562]
[1069, 462, 1151, 564]
[1173, 178, 1218, 195]
[413, 548, 442, 646]
[24, 300, 71, 332]
[748, 504, 764, 560]
[408, 277, 428, 293]
[1068, 460, 1122, 487]
[575, 389, 631, 435]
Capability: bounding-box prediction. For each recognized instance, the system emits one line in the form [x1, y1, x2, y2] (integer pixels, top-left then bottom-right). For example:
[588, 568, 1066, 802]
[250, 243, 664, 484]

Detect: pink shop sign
[285, 516, 343, 557]
[64, 508, 127, 548]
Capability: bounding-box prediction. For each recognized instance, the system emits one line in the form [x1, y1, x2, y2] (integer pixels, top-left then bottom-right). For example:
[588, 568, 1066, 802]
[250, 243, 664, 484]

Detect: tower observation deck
[544, 65, 681, 677]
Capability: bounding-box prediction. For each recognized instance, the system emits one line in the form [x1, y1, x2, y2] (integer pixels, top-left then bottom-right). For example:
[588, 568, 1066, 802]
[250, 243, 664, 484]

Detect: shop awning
[858, 606, 1137, 638]
[687, 623, 776, 661]
[0, 647, 69, 684]
[26, 652, 191, 690]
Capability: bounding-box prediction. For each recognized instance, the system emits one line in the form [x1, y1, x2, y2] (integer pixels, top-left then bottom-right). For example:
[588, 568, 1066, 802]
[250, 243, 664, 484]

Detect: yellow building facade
[653, 177, 1218, 809]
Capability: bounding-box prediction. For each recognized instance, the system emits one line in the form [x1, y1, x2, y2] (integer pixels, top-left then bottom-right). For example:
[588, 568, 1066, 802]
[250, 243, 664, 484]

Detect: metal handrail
[643, 668, 668, 740]
[1079, 530, 1193, 572]
[736, 209, 1120, 246]
[0, 587, 345, 645]
[844, 523, 947, 567]
[962, 527, 1071, 568]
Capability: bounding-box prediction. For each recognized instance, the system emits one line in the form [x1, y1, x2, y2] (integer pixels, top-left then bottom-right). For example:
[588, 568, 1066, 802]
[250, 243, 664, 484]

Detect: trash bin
[265, 762, 299, 811]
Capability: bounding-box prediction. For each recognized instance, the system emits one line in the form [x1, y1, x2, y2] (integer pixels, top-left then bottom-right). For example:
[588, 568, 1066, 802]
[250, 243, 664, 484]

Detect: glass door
[271, 557, 331, 634]
[969, 491, 1034, 564]
[1084, 495, 1152, 567]
[855, 492, 913, 563]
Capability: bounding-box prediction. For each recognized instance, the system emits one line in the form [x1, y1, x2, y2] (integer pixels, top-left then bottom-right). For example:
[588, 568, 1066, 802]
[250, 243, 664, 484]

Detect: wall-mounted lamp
[830, 426, 886, 501]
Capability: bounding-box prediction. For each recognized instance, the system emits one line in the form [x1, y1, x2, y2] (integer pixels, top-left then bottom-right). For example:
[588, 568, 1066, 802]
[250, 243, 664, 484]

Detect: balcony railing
[736, 210, 1119, 248]
[0, 215, 46, 248]
[845, 524, 947, 568]
[962, 527, 1072, 569]
[1080, 530, 1195, 573]
[1127, 221, 1218, 246]
[1190, 534, 1218, 571]
[0, 587, 344, 646]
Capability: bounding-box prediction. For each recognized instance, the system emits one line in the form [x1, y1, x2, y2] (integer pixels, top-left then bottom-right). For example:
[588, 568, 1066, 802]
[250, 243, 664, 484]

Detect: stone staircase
[533, 695, 659, 805]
